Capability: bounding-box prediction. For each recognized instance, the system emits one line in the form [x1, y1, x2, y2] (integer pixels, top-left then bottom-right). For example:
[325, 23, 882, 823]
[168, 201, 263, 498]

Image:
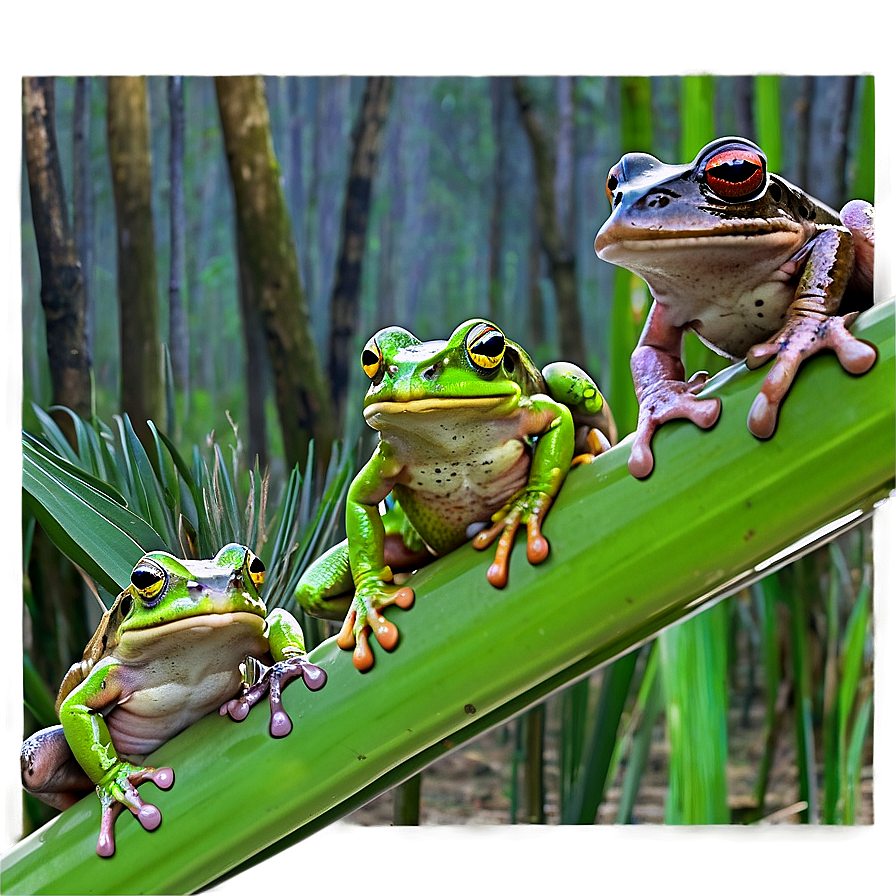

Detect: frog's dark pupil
[250, 556, 265, 575]
[362, 349, 379, 368]
[477, 333, 504, 357]
[714, 159, 759, 184]
[607, 174, 618, 191]
[131, 568, 161, 591]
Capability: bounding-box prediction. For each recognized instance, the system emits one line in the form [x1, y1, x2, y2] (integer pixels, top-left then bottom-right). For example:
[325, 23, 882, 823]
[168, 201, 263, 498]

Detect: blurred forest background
[20, 74, 875, 831]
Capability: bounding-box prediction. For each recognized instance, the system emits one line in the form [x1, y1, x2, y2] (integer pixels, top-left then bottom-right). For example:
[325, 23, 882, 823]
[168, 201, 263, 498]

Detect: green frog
[594, 136, 877, 478]
[296, 318, 615, 672]
[21, 544, 326, 857]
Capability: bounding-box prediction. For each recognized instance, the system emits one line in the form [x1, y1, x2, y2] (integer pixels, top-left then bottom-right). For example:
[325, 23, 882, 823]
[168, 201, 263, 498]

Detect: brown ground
[345, 666, 873, 827]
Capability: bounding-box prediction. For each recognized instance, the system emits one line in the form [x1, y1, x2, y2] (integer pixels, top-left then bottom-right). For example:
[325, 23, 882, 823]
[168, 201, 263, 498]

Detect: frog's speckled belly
[611, 233, 804, 358]
[391, 417, 532, 556]
[108, 613, 268, 759]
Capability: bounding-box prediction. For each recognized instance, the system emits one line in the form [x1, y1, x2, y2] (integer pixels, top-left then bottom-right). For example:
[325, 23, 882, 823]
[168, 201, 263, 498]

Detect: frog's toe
[748, 391, 779, 439]
[627, 431, 656, 479]
[135, 802, 163, 831]
[833, 331, 877, 375]
[336, 607, 358, 651]
[352, 630, 375, 672]
[97, 802, 126, 857]
[302, 661, 328, 690]
[745, 341, 779, 369]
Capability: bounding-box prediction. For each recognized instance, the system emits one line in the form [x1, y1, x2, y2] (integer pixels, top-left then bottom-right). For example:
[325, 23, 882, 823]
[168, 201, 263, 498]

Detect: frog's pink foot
[473, 493, 553, 588]
[95, 765, 174, 858]
[335, 586, 415, 672]
[745, 313, 877, 439]
[629, 375, 721, 479]
[220, 656, 327, 737]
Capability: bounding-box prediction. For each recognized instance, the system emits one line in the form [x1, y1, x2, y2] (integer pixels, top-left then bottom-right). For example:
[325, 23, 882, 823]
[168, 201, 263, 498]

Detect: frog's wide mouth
[595, 217, 804, 255]
[121, 609, 267, 636]
[364, 394, 515, 420]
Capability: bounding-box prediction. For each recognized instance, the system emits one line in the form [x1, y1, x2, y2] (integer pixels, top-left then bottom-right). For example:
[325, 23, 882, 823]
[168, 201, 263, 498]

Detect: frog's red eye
[248, 553, 265, 588]
[605, 164, 622, 205]
[361, 339, 383, 380]
[466, 323, 505, 372]
[704, 147, 766, 199]
[130, 563, 166, 603]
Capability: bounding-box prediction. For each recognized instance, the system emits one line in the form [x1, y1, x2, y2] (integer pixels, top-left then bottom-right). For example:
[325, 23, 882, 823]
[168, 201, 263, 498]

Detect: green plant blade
[4, 301, 892, 894]
[22, 435, 169, 593]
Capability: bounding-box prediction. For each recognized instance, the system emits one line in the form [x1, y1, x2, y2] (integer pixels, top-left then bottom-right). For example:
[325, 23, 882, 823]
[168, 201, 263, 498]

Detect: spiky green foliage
[22, 411, 352, 608]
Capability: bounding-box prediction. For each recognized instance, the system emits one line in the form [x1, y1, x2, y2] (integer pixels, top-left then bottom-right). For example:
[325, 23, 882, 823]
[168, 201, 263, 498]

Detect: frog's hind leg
[21, 724, 94, 811]
[294, 540, 356, 621]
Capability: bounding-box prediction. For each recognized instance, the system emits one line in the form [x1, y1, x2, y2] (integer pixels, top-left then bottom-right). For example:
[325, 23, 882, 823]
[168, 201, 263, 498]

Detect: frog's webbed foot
[472, 489, 554, 588]
[571, 426, 612, 467]
[745, 310, 877, 439]
[629, 374, 721, 479]
[335, 575, 415, 672]
[95, 762, 174, 857]
[220, 654, 327, 737]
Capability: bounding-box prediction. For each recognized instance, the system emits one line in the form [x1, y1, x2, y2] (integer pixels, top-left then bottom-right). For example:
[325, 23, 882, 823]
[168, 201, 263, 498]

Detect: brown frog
[595, 136, 876, 478]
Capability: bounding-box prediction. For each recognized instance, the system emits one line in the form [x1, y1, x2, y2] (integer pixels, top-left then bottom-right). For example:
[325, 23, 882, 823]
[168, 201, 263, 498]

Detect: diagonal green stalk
[4, 302, 893, 894]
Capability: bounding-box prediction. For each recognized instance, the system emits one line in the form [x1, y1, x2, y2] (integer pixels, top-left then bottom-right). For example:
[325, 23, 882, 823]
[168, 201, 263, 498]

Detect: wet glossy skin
[21, 544, 326, 857]
[296, 319, 614, 672]
[595, 136, 876, 478]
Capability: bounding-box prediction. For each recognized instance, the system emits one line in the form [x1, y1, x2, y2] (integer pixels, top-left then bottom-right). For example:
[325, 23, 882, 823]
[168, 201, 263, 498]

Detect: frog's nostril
[422, 364, 439, 381]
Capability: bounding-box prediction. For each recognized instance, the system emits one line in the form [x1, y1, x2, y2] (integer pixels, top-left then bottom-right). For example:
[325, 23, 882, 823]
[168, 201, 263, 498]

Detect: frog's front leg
[220, 608, 326, 736]
[331, 447, 416, 672]
[472, 399, 574, 587]
[57, 666, 175, 857]
[629, 301, 722, 478]
[745, 224, 877, 438]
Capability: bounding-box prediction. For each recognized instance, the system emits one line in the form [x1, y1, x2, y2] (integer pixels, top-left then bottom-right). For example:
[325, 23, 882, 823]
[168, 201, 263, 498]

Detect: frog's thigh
[295, 540, 354, 619]
[21, 724, 94, 808]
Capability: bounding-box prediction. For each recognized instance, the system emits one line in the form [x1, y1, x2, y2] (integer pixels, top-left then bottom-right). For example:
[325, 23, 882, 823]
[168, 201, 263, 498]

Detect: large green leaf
[22, 434, 170, 594]
[4, 301, 893, 894]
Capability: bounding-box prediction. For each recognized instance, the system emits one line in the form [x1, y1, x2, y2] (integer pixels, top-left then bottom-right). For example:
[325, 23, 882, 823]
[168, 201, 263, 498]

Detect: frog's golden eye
[361, 338, 383, 380]
[130, 562, 166, 604]
[704, 147, 766, 200]
[248, 553, 265, 588]
[466, 323, 506, 372]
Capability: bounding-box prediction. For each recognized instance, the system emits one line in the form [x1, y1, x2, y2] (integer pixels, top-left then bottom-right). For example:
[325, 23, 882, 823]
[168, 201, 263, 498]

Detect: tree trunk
[488, 77, 508, 321]
[215, 75, 335, 470]
[236, 230, 270, 469]
[72, 76, 94, 360]
[22, 79, 94, 697]
[527, 214, 544, 349]
[512, 77, 587, 368]
[806, 76, 856, 209]
[107, 75, 163, 447]
[167, 75, 189, 394]
[22, 77, 93, 442]
[327, 76, 393, 428]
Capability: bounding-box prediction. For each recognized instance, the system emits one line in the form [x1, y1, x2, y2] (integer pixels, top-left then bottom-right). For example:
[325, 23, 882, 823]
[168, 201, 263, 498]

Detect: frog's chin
[364, 394, 516, 423]
[121, 610, 266, 639]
